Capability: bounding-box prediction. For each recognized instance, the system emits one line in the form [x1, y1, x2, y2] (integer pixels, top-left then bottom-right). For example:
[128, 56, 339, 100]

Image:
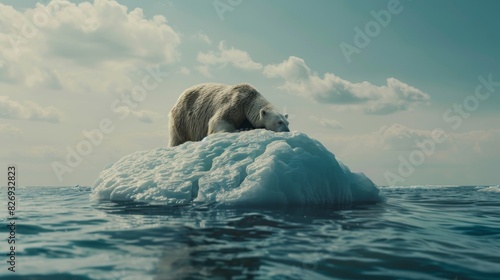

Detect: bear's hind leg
[208, 117, 236, 134]
[169, 134, 184, 147]
[168, 120, 185, 147]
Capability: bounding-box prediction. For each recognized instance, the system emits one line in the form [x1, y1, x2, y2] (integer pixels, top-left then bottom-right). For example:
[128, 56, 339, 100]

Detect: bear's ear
[284, 113, 288, 119]
[260, 109, 267, 118]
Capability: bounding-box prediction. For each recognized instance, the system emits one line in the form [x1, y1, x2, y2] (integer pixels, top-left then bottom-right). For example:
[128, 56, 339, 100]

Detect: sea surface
[2, 185, 500, 280]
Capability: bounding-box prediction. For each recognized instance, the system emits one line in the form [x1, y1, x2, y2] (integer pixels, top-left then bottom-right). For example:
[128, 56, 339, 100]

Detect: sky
[1, 0, 499, 186]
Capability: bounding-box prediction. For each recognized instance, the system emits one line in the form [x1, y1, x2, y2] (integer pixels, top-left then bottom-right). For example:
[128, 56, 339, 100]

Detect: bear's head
[259, 109, 290, 132]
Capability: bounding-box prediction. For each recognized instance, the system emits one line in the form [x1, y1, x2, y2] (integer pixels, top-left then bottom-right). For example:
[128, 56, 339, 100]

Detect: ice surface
[91, 130, 381, 207]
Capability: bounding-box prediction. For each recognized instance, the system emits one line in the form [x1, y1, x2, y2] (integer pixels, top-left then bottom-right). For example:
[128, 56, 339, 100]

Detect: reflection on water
[94, 200, 388, 279]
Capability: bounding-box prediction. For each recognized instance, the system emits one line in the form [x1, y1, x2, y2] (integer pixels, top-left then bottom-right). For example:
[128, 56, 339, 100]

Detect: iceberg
[91, 130, 381, 207]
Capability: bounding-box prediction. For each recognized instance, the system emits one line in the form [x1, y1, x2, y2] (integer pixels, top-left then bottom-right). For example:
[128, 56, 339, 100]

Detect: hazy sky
[1, 0, 499, 186]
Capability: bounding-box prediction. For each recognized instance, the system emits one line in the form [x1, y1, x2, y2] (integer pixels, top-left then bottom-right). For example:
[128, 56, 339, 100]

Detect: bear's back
[179, 83, 260, 110]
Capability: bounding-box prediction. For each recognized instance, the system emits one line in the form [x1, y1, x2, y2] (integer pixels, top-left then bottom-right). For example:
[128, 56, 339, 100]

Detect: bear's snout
[279, 126, 290, 132]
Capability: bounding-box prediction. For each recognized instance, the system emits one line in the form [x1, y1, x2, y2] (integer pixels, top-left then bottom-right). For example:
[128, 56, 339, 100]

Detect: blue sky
[1, 0, 499, 186]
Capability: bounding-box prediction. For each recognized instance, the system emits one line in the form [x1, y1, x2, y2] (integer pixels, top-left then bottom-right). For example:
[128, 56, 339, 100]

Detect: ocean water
[3, 185, 500, 280]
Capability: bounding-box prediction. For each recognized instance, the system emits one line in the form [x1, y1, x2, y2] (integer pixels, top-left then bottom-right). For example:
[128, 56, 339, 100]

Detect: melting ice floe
[91, 130, 381, 207]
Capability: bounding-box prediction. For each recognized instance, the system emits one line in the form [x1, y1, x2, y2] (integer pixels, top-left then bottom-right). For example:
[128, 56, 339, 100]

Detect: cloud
[1, 145, 64, 161]
[378, 123, 440, 150]
[326, 124, 431, 155]
[0, 123, 22, 140]
[310, 116, 343, 129]
[197, 41, 263, 74]
[194, 44, 428, 115]
[195, 65, 211, 77]
[320, 123, 500, 168]
[0, 0, 181, 91]
[194, 31, 212, 45]
[113, 107, 161, 123]
[0, 95, 63, 123]
[178, 67, 190, 75]
[374, 124, 500, 157]
[446, 129, 500, 156]
[264, 56, 430, 114]
[263, 56, 313, 82]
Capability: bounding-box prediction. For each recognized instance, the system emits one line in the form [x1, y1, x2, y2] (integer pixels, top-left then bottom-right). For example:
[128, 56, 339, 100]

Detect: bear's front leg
[235, 118, 255, 132]
[208, 116, 237, 134]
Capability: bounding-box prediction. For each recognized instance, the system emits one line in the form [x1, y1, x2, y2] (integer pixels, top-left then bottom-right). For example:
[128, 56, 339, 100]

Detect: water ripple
[5, 186, 500, 279]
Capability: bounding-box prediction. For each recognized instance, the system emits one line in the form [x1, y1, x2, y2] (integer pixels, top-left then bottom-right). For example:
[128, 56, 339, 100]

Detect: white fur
[169, 83, 289, 146]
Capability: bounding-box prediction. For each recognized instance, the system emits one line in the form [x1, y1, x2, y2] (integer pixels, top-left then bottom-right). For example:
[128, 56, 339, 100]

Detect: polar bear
[169, 83, 289, 146]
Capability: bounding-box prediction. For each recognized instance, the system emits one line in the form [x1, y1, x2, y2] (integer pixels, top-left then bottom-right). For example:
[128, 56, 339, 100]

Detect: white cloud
[178, 66, 191, 75]
[332, 123, 500, 159]
[114, 107, 161, 123]
[310, 123, 500, 183]
[194, 44, 428, 115]
[0, 0, 181, 91]
[195, 65, 211, 77]
[0, 95, 63, 123]
[446, 129, 500, 157]
[197, 41, 263, 74]
[378, 123, 440, 150]
[263, 56, 313, 82]
[317, 125, 500, 186]
[195, 31, 212, 45]
[264, 56, 430, 115]
[1, 145, 64, 161]
[0, 123, 22, 140]
[310, 116, 343, 129]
